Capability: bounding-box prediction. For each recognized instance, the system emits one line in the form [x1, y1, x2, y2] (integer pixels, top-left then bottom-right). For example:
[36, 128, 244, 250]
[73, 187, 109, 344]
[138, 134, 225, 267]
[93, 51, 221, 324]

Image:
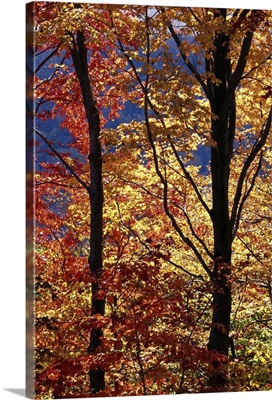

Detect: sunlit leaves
[33, 2, 272, 397]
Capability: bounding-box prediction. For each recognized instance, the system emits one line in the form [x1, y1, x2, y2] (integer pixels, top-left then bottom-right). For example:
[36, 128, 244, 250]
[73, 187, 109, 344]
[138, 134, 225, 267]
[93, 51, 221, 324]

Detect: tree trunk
[208, 124, 233, 387]
[69, 30, 105, 394]
[207, 10, 234, 387]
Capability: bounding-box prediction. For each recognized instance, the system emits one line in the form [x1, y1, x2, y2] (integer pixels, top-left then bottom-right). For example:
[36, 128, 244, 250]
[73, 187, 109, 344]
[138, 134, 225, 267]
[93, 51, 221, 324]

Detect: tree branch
[181, 206, 214, 260]
[110, 9, 212, 221]
[35, 128, 89, 191]
[159, 7, 213, 104]
[35, 180, 84, 190]
[111, 9, 213, 278]
[230, 108, 272, 233]
[116, 201, 204, 280]
[143, 27, 211, 278]
[34, 43, 62, 74]
[232, 152, 263, 238]
[221, 29, 254, 119]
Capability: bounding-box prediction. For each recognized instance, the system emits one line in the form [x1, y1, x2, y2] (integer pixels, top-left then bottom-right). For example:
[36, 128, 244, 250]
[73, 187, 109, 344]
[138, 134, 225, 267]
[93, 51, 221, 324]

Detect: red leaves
[230, 10, 268, 35]
[261, 86, 272, 100]
[89, 314, 110, 330]
[33, 2, 272, 396]
[35, 358, 86, 398]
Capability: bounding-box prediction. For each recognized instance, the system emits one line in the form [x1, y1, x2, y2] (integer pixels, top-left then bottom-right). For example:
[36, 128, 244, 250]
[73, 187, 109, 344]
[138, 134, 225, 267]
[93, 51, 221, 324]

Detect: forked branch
[230, 108, 272, 235]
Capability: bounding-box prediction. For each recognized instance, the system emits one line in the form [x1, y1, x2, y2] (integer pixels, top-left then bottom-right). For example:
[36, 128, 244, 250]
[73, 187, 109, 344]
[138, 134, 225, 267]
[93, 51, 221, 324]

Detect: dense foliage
[31, 2, 272, 398]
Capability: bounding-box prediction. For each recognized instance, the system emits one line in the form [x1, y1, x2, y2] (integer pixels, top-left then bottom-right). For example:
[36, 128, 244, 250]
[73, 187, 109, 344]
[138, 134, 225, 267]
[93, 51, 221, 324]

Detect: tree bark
[69, 30, 105, 394]
[207, 10, 234, 387]
[208, 124, 233, 387]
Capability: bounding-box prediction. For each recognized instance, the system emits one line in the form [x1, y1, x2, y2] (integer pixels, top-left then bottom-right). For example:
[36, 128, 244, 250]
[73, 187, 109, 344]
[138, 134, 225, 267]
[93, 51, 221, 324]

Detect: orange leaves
[32, 2, 272, 396]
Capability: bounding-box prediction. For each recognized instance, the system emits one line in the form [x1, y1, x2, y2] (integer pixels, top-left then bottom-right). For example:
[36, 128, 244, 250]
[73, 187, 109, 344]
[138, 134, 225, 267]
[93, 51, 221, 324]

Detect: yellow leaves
[203, 71, 222, 86]
[258, 355, 267, 364]
[66, 203, 89, 228]
[52, 63, 70, 72]
[33, 4, 272, 394]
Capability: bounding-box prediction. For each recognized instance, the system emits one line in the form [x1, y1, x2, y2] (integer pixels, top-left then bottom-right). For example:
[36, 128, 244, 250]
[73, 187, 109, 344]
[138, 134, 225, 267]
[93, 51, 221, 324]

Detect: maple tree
[33, 1, 134, 393]
[30, 2, 272, 398]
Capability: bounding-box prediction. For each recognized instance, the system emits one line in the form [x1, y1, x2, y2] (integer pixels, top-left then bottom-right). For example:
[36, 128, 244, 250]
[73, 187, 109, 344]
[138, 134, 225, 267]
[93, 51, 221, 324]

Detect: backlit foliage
[32, 2, 272, 397]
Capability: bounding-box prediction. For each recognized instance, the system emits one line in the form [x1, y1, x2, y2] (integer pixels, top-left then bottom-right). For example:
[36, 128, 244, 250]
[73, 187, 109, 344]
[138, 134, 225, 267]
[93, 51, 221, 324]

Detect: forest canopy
[29, 2, 272, 398]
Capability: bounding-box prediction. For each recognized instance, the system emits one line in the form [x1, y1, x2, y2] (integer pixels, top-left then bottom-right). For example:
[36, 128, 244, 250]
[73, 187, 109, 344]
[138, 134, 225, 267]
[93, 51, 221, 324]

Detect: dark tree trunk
[207, 10, 234, 387]
[69, 30, 105, 394]
[159, 6, 266, 391]
[208, 123, 233, 387]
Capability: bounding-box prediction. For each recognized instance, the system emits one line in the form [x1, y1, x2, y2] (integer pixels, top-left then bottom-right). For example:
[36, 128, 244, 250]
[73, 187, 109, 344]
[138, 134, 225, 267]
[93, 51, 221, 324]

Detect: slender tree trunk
[207, 10, 234, 387]
[69, 30, 105, 394]
[208, 137, 232, 386]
